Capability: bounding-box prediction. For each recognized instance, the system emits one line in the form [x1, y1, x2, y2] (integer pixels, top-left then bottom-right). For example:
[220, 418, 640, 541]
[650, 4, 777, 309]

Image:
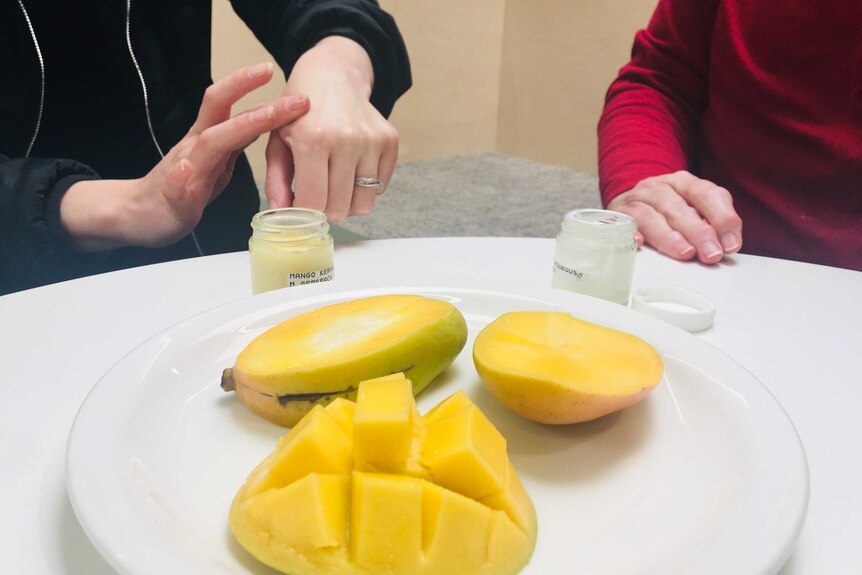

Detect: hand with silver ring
[263, 37, 399, 222]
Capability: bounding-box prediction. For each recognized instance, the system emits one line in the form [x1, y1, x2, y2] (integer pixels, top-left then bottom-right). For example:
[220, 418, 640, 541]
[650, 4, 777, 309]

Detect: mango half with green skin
[229, 373, 537, 575]
[221, 295, 468, 427]
[473, 311, 663, 424]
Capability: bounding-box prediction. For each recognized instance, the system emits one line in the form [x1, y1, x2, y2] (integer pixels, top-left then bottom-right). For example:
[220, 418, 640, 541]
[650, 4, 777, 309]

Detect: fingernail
[247, 62, 273, 79]
[701, 241, 723, 260]
[251, 106, 274, 122]
[679, 244, 696, 258]
[720, 232, 740, 252]
[284, 94, 307, 111]
[268, 198, 277, 209]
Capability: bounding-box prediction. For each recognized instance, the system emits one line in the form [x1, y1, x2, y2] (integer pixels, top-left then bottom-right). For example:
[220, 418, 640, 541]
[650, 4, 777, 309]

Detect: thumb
[163, 159, 194, 203]
[264, 131, 295, 209]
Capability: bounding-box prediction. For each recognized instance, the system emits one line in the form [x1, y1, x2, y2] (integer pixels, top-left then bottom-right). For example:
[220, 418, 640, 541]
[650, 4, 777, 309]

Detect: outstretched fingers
[188, 94, 310, 195]
[189, 62, 275, 135]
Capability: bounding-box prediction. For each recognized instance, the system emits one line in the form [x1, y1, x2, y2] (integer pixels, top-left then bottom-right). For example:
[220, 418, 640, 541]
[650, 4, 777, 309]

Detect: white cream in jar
[248, 208, 334, 294]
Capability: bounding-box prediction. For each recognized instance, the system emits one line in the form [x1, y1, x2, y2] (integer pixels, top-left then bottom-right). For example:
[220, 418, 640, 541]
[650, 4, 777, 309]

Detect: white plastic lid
[631, 286, 716, 332]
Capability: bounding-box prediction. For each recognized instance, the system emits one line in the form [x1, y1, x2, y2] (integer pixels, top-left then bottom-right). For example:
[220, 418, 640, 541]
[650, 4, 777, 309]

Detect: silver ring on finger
[354, 177, 385, 190]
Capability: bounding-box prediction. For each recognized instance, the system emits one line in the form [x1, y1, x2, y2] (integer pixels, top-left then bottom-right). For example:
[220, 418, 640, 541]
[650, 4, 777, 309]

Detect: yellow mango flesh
[228, 295, 468, 427]
[473, 311, 663, 424]
[230, 374, 536, 575]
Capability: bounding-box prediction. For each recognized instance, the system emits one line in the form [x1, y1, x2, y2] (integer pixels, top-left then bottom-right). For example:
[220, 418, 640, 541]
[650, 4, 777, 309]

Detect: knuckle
[332, 125, 364, 149]
[304, 125, 332, 147]
[292, 187, 326, 209]
[196, 128, 218, 151]
[609, 199, 644, 221]
[686, 185, 708, 204]
[378, 124, 399, 147]
[712, 210, 743, 230]
[714, 186, 734, 205]
[327, 209, 348, 223]
[176, 137, 197, 155]
[670, 170, 695, 186]
[611, 189, 642, 208]
[202, 85, 221, 108]
[664, 201, 701, 227]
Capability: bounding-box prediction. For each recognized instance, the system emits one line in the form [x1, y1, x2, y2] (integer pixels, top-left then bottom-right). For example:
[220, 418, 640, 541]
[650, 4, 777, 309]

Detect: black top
[0, 0, 411, 294]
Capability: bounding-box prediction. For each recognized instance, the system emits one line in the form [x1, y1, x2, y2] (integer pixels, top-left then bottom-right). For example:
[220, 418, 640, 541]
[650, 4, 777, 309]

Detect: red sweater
[598, 0, 862, 271]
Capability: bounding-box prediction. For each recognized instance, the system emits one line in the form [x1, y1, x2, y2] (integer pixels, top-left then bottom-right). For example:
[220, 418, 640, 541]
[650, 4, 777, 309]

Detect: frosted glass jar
[248, 208, 334, 294]
[551, 209, 637, 305]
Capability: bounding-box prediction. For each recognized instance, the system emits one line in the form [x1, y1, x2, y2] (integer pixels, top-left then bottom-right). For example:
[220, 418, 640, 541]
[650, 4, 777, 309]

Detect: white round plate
[66, 276, 808, 575]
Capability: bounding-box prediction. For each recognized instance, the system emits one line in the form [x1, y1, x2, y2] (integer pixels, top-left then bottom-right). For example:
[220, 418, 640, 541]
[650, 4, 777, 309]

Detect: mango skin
[229, 375, 537, 575]
[226, 295, 468, 427]
[473, 311, 663, 424]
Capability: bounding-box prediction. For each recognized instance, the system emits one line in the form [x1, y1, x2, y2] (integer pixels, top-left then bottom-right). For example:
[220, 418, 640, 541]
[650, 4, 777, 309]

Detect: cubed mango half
[229, 374, 536, 575]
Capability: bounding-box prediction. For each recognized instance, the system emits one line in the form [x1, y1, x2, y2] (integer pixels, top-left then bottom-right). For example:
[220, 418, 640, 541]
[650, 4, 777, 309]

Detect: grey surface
[334, 152, 601, 240]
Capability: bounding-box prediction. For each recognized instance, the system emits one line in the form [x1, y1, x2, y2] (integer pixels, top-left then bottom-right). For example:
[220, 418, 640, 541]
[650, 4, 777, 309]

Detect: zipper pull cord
[17, 0, 44, 159]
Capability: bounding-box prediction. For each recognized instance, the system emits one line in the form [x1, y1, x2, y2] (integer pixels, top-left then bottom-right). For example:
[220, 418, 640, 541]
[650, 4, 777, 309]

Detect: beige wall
[211, 1, 656, 179]
[497, 1, 657, 173]
[378, 0, 507, 161]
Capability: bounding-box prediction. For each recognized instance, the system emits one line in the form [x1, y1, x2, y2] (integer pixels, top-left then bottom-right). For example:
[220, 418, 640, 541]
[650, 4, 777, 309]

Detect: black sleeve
[0, 154, 105, 295]
[229, 0, 411, 117]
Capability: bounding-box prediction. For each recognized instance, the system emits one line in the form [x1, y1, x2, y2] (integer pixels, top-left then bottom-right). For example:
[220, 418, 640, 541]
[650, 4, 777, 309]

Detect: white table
[1, 238, 860, 574]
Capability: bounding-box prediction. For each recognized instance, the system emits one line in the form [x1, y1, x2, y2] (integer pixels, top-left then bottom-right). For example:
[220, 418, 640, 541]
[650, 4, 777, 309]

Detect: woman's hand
[61, 63, 310, 251]
[607, 171, 743, 264]
[264, 36, 399, 222]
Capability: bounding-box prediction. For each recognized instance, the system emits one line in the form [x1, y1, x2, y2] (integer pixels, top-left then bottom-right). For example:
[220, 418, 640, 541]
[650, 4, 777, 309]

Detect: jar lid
[631, 286, 716, 332]
[561, 209, 636, 238]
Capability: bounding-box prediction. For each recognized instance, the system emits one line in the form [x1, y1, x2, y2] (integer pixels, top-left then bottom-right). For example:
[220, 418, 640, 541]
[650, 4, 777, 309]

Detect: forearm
[598, 0, 718, 205]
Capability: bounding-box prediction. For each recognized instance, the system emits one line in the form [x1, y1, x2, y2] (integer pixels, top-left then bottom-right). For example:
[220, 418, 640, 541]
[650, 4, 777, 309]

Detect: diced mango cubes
[353, 374, 417, 471]
[422, 395, 508, 500]
[229, 374, 537, 575]
[242, 474, 349, 551]
[243, 404, 353, 497]
[350, 473, 424, 569]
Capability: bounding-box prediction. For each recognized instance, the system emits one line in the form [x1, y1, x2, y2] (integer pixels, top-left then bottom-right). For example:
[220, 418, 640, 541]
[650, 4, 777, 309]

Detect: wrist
[60, 179, 135, 252]
[291, 36, 374, 100]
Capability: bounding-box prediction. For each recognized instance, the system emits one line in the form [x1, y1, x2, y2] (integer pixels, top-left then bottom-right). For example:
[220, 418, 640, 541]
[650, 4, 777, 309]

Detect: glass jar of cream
[551, 209, 637, 305]
[249, 208, 334, 294]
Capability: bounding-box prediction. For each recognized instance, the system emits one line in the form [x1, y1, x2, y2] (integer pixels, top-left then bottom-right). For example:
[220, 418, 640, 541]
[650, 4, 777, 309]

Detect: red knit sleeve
[597, 0, 719, 206]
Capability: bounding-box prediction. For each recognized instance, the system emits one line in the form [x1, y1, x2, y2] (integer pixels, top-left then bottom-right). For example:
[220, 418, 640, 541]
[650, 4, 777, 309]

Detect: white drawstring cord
[17, 0, 44, 159]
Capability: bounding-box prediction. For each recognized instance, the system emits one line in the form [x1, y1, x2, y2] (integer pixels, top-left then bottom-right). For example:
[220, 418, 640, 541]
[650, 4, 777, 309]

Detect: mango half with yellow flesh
[221, 295, 467, 427]
[473, 311, 663, 424]
[229, 373, 537, 575]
